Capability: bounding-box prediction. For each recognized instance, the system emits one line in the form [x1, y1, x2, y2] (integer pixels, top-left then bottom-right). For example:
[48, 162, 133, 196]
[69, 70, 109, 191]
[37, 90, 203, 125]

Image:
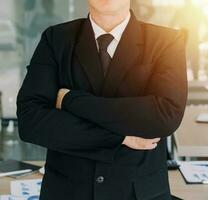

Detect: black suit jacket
[16, 11, 187, 200]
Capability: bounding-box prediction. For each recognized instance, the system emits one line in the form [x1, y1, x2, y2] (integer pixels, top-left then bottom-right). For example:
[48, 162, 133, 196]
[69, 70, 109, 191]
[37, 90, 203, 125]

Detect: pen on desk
[0, 169, 32, 177]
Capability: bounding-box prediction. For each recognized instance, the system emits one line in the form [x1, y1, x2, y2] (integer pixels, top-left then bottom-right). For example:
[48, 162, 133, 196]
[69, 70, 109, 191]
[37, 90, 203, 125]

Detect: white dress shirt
[89, 12, 131, 58]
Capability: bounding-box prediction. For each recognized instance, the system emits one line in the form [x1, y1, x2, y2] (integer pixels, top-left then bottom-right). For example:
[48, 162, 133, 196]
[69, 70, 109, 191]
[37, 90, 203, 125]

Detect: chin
[89, 0, 129, 15]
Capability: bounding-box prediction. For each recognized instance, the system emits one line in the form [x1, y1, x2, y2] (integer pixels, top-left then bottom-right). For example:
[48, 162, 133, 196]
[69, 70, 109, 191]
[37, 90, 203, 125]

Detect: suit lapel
[101, 13, 145, 97]
[74, 18, 104, 95]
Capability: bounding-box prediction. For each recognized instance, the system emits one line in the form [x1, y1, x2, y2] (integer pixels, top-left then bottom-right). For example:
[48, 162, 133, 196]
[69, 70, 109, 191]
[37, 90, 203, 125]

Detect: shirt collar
[89, 12, 131, 42]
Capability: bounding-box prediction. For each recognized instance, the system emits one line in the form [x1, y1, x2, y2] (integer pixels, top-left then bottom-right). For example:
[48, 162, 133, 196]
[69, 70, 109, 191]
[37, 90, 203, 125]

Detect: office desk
[0, 161, 43, 195]
[1, 162, 208, 200]
[188, 80, 208, 104]
[174, 105, 208, 157]
[169, 170, 208, 200]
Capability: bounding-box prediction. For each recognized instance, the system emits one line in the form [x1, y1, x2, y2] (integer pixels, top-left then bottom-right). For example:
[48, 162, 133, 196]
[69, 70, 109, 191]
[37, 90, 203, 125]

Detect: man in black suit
[16, 0, 187, 199]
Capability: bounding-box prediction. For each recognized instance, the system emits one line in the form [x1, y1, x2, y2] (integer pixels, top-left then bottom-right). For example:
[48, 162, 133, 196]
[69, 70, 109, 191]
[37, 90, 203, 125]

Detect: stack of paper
[0, 179, 42, 200]
[178, 161, 208, 184]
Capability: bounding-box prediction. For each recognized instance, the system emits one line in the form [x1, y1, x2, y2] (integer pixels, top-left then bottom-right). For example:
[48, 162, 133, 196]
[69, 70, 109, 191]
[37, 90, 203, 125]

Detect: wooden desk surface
[169, 170, 208, 200]
[1, 162, 208, 200]
[174, 105, 208, 157]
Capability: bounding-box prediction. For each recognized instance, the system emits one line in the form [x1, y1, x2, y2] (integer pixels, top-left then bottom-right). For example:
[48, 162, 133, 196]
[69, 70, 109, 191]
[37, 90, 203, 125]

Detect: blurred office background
[0, 0, 208, 161]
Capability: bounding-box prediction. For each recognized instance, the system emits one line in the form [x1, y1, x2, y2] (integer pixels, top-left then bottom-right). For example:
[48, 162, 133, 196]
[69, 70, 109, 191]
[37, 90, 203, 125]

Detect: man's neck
[89, 9, 130, 32]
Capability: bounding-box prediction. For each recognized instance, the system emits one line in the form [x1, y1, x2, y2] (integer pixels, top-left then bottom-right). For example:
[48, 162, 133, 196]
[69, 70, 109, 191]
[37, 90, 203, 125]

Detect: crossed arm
[57, 30, 188, 140]
[56, 89, 161, 150]
[17, 29, 159, 164]
[17, 27, 187, 164]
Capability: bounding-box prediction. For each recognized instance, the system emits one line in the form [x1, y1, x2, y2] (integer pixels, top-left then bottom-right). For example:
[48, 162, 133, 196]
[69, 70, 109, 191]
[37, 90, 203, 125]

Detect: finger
[151, 138, 161, 143]
[135, 138, 153, 148]
[145, 143, 158, 150]
[132, 142, 153, 150]
[126, 143, 157, 150]
[138, 137, 160, 144]
[140, 139, 159, 146]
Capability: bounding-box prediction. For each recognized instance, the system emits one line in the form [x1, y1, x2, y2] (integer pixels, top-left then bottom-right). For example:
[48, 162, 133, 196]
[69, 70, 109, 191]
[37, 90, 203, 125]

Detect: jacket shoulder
[42, 18, 86, 44]
[140, 21, 186, 54]
[144, 22, 179, 34]
[141, 21, 185, 44]
[51, 18, 85, 33]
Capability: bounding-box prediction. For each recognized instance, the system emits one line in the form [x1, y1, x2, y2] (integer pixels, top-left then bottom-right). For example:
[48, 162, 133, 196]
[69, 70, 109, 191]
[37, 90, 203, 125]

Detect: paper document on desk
[0, 195, 39, 200]
[178, 161, 208, 184]
[10, 179, 42, 197]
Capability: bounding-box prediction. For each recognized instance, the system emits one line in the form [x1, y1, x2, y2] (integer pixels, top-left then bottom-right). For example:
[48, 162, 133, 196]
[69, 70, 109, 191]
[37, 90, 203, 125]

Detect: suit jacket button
[96, 176, 104, 183]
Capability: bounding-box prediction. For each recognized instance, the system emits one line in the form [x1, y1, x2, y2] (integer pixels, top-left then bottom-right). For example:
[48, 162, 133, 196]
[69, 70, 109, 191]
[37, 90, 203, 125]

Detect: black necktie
[97, 34, 114, 76]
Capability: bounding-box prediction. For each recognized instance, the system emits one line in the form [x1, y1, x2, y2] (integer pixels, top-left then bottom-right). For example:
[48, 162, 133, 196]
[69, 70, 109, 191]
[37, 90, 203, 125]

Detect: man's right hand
[122, 136, 161, 150]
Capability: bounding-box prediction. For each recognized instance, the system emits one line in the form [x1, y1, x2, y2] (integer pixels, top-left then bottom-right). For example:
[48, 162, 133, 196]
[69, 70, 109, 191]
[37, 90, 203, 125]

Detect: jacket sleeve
[16, 27, 125, 163]
[61, 30, 188, 139]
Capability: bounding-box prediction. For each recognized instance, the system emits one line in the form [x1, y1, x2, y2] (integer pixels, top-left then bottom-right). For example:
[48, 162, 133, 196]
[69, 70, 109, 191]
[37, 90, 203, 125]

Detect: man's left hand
[56, 88, 70, 109]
